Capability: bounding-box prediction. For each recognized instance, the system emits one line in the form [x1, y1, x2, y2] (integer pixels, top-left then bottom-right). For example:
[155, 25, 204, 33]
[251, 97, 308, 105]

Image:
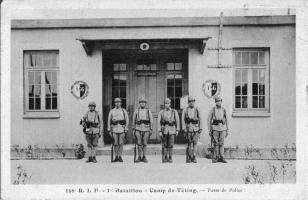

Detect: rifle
[111, 132, 114, 163]
[185, 131, 190, 163]
[161, 133, 164, 163]
[133, 130, 137, 163]
[210, 131, 214, 162]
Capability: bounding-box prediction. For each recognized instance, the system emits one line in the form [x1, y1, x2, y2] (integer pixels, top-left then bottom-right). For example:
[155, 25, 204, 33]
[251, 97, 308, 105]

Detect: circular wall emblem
[140, 42, 150, 51]
[202, 80, 221, 99]
[71, 81, 89, 100]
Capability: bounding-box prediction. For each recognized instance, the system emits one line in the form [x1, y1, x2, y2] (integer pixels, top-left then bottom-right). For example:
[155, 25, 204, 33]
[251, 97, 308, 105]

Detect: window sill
[232, 111, 271, 117]
[23, 112, 60, 119]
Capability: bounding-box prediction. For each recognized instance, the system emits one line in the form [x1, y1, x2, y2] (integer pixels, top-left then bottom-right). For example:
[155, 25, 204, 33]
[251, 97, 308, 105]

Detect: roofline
[11, 15, 295, 29]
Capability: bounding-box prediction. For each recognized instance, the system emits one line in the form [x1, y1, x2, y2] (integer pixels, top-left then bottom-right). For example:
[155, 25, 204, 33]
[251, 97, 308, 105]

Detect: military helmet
[164, 98, 171, 104]
[215, 96, 222, 102]
[114, 97, 121, 103]
[88, 101, 96, 107]
[139, 97, 147, 103]
[188, 96, 195, 102]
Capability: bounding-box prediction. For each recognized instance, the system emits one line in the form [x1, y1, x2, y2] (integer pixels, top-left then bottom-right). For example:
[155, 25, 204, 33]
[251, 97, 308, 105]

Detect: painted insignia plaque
[71, 81, 89, 100]
[140, 42, 150, 51]
[202, 80, 221, 99]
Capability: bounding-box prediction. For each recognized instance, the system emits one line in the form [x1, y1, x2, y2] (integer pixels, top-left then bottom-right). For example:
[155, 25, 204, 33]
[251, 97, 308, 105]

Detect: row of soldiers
[80, 96, 229, 164]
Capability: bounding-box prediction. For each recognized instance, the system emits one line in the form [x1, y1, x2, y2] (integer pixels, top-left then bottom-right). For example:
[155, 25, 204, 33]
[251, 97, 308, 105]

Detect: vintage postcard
[1, 0, 307, 199]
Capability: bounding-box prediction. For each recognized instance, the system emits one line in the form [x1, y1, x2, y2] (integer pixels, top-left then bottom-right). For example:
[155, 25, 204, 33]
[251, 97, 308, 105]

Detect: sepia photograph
[1, 0, 307, 199]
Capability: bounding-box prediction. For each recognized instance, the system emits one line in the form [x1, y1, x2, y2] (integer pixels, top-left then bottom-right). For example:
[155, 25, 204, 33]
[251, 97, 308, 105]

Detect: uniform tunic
[107, 108, 129, 133]
[82, 110, 102, 147]
[82, 110, 101, 134]
[132, 108, 153, 132]
[181, 107, 202, 132]
[208, 106, 228, 131]
[157, 108, 180, 135]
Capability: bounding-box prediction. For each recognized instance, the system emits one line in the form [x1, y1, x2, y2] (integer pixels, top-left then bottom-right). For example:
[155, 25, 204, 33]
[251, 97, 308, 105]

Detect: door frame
[102, 49, 189, 144]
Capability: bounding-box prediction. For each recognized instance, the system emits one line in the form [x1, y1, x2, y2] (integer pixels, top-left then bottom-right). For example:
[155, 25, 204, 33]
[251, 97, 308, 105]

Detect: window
[113, 63, 127, 71]
[24, 51, 59, 114]
[166, 59, 184, 110]
[136, 59, 157, 71]
[233, 49, 269, 114]
[167, 74, 183, 110]
[166, 61, 183, 71]
[112, 63, 127, 108]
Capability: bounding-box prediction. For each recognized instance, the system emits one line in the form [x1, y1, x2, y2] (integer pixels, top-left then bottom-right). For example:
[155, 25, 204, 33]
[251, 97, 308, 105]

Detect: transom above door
[103, 50, 188, 144]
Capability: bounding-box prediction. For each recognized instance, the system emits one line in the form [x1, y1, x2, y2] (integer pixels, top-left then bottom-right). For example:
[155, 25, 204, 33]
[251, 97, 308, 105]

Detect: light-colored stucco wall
[11, 29, 103, 147]
[190, 26, 296, 148]
[11, 24, 295, 148]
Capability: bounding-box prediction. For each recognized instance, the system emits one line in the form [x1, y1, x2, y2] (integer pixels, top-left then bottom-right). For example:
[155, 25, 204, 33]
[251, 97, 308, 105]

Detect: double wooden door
[103, 50, 188, 144]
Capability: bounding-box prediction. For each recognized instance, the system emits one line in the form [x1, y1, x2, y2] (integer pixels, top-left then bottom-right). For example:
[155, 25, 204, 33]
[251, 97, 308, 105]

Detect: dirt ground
[11, 155, 296, 184]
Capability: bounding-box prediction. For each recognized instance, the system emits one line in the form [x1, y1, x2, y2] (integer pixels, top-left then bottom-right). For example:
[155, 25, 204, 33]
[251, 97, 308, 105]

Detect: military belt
[161, 121, 176, 126]
[212, 120, 224, 125]
[85, 122, 99, 128]
[136, 120, 150, 125]
[185, 118, 199, 124]
[111, 120, 126, 125]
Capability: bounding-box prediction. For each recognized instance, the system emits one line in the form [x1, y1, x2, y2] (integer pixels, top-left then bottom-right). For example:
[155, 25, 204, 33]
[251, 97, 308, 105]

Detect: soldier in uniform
[132, 97, 153, 163]
[158, 98, 180, 163]
[107, 98, 129, 162]
[80, 102, 102, 163]
[208, 96, 229, 163]
[182, 96, 202, 163]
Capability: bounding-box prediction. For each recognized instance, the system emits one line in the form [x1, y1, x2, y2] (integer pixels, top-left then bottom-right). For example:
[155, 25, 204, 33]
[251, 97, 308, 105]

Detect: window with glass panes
[233, 49, 269, 111]
[136, 59, 157, 71]
[24, 51, 59, 112]
[112, 63, 127, 108]
[166, 60, 183, 110]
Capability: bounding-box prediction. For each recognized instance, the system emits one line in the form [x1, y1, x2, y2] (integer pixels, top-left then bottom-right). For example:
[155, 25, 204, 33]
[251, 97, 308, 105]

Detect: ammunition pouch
[111, 120, 126, 126]
[85, 122, 99, 128]
[185, 118, 199, 124]
[161, 121, 176, 126]
[136, 120, 150, 125]
[212, 120, 224, 125]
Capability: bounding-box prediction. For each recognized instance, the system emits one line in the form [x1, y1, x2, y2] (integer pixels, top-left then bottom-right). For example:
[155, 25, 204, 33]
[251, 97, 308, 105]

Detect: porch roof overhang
[76, 37, 212, 56]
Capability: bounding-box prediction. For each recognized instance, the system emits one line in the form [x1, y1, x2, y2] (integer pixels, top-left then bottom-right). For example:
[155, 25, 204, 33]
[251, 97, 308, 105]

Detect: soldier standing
[81, 102, 102, 163]
[107, 98, 129, 162]
[132, 97, 153, 163]
[182, 96, 202, 163]
[158, 98, 180, 163]
[208, 96, 229, 163]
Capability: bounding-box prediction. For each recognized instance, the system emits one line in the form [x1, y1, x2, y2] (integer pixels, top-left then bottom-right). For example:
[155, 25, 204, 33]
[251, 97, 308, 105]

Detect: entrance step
[97, 144, 187, 156]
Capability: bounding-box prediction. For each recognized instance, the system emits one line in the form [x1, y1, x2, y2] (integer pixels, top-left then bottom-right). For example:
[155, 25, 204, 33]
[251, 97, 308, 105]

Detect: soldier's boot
[220, 156, 227, 163]
[212, 144, 219, 163]
[163, 147, 168, 163]
[113, 156, 119, 162]
[168, 148, 173, 163]
[192, 155, 197, 163]
[187, 155, 191, 163]
[136, 156, 142, 163]
[138, 145, 143, 158]
[142, 156, 148, 163]
[118, 145, 124, 162]
[212, 156, 219, 163]
[142, 145, 148, 163]
[86, 157, 93, 163]
[186, 145, 191, 163]
[92, 147, 97, 163]
[113, 145, 119, 162]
